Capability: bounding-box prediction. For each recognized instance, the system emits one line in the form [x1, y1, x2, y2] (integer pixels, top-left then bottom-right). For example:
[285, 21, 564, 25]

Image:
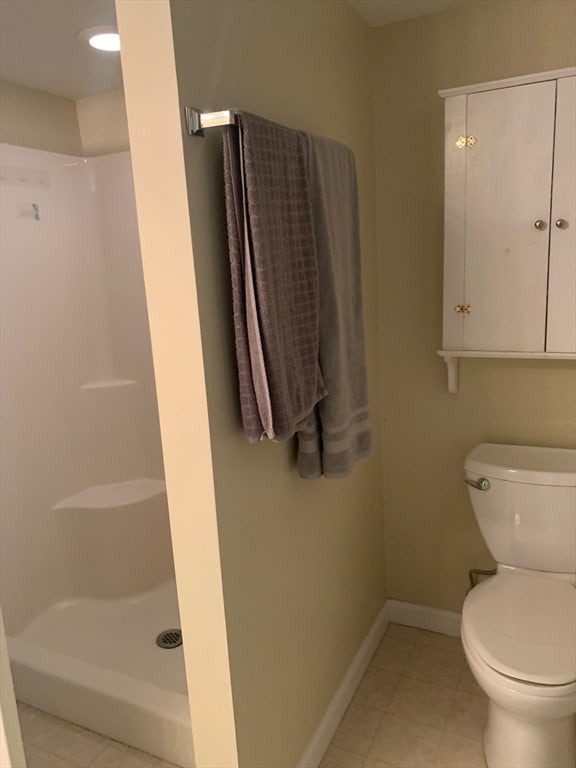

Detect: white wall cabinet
[547, 76, 576, 353]
[438, 68, 576, 392]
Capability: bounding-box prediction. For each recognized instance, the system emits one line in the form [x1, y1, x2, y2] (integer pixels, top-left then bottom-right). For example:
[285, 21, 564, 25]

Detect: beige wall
[166, 1, 386, 766]
[0, 80, 129, 157]
[0, 80, 82, 156]
[76, 90, 129, 156]
[374, 0, 576, 613]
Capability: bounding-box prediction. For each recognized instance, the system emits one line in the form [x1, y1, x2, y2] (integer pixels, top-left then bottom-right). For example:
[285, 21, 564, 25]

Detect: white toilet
[461, 443, 576, 768]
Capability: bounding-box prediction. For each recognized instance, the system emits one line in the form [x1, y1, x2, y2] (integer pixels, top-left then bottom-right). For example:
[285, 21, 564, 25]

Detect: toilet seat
[463, 572, 576, 686]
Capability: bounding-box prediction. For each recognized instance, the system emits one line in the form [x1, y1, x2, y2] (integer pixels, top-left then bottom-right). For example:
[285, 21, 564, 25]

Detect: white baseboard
[296, 602, 390, 768]
[297, 599, 462, 767]
[387, 600, 462, 638]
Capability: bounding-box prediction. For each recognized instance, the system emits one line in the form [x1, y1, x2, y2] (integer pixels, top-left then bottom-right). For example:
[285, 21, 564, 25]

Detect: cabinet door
[463, 81, 556, 351]
[547, 76, 576, 353]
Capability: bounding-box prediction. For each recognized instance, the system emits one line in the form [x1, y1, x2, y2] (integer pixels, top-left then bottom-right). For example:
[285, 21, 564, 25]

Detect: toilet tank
[465, 444, 576, 574]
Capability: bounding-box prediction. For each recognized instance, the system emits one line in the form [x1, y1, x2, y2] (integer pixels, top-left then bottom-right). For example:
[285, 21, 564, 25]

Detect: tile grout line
[368, 626, 417, 765]
[360, 670, 403, 767]
[433, 682, 460, 767]
[44, 720, 110, 767]
[19, 703, 182, 768]
[360, 707, 385, 767]
[363, 627, 470, 767]
[86, 737, 113, 767]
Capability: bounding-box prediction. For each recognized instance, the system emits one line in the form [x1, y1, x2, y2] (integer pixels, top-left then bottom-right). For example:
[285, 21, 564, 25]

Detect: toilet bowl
[461, 572, 576, 768]
[462, 444, 576, 768]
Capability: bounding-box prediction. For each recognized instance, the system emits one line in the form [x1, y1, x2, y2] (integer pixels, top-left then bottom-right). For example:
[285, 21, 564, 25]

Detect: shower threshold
[8, 579, 194, 767]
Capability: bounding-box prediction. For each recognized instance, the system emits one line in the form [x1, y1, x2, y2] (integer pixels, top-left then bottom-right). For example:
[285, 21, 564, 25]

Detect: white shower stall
[0, 143, 194, 767]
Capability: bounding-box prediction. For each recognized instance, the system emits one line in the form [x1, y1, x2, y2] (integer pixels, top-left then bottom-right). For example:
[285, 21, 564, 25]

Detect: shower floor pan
[8, 580, 194, 767]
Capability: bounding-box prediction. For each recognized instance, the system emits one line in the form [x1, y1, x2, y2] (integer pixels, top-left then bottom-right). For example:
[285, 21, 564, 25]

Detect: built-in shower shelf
[53, 479, 166, 510]
[81, 379, 137, 391]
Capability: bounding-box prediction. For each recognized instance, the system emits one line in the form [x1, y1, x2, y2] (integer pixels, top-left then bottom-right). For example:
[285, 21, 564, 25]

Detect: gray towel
[223, 111, 327, 442]
[297, 135, 372, 478]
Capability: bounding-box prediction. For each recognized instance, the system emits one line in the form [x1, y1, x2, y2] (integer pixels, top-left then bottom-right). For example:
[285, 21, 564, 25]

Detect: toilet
[461, 443, 576, 768]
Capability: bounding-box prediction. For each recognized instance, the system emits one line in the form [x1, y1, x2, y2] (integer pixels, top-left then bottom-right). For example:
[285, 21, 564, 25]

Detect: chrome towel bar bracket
[185, 107, 237, 137]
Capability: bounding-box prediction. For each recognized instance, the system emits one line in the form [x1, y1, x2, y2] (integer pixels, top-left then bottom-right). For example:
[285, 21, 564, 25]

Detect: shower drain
[156, 628, 183, 649]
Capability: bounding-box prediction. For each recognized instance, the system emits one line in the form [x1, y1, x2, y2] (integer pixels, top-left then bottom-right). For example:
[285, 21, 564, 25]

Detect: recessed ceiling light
[77, 26, 120, 52]
[89, 33, 120, 52]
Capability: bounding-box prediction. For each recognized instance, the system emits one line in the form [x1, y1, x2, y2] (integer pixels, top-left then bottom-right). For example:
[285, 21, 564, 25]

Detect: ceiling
[0, 0, 122, 100]
[0, 0, 475, 102]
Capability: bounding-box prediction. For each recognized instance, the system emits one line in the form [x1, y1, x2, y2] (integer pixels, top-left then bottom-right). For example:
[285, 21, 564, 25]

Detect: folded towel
[297, 135, 372, 478]
[223, 111, 327, 442]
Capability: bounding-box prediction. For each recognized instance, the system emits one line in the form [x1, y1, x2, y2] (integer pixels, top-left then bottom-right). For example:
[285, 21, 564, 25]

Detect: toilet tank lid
[465, 444, 576, 486]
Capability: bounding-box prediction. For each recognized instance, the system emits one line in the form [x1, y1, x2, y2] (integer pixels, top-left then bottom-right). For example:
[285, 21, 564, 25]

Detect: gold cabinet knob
[555, 218, 569, 229]
[534, 219, 547, 230]
[454, 304, 463, 313]
[462, 305, 472, 314]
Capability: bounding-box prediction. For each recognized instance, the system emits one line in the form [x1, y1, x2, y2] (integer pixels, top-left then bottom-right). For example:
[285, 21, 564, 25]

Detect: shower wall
[0, 143, 172, 635]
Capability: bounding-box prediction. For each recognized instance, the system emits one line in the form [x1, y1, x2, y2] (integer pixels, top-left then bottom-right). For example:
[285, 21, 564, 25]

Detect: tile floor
[17, 623, 486, 768]
[320, 623, 488, 768]
[17, 702, 181, 768]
